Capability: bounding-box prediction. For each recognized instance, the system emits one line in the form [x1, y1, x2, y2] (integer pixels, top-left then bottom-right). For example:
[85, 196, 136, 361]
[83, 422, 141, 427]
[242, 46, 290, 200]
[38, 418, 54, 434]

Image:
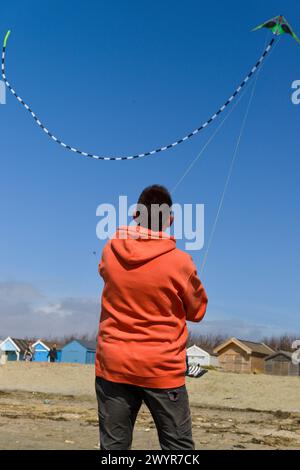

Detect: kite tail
[1, 32, 276, 161]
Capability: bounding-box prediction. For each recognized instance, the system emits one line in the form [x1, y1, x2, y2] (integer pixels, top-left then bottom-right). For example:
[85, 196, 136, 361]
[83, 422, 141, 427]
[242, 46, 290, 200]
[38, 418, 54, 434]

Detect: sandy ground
[0, 362, 300, 450]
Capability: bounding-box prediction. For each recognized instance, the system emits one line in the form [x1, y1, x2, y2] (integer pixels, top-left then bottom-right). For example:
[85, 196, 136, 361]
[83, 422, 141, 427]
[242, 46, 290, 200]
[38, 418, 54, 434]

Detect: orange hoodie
[95, 225, 208, 388]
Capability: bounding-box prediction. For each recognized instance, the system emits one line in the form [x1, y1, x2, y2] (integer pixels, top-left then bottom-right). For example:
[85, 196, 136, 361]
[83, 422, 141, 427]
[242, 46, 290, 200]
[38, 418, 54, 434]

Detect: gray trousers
[96, 377, 194, 450]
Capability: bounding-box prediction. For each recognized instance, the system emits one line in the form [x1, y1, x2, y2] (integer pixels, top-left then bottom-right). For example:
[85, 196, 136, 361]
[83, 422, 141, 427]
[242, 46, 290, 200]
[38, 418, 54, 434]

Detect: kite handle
[3, 30, 11, 48]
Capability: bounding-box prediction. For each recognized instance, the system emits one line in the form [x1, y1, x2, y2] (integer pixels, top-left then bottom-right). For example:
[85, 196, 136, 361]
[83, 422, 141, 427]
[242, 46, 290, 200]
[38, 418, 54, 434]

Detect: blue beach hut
[61, 340, 96, 364]
[0, 337, 30, 361]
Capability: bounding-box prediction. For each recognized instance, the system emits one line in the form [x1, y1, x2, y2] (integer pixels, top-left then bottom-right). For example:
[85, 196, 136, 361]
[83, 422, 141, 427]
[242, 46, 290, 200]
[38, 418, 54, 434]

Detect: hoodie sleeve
[182, 268, 208, 322]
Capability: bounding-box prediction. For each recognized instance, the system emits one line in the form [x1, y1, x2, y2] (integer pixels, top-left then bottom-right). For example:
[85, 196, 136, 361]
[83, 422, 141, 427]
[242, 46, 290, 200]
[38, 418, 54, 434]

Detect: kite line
[200, 74, 261, 275]
[171, 33, 279, 274]
[1, 30, 275, 161]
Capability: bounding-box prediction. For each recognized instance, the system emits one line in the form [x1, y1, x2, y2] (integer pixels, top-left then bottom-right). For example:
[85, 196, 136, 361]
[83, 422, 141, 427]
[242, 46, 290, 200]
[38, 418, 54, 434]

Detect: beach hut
[187, 345, 219, 367]
[33, 341, 62, 362]
[61, 339, 96, 364]
[265, 350, 300, 376]
[31, 340, 50, 362]
[0, 337, 30, 361]
[214, 337, 274, 373]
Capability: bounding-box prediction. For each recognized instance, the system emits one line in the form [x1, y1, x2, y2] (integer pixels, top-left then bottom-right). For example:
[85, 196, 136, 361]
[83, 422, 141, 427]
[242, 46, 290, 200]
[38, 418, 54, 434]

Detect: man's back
[96, 225, 207, 388]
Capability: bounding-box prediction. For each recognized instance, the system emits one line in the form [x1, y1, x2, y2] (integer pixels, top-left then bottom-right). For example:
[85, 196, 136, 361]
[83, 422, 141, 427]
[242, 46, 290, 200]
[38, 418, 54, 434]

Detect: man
[47, 344, 58, 363]
[24, 346, 33, 362]
[95, 185, 208, 450]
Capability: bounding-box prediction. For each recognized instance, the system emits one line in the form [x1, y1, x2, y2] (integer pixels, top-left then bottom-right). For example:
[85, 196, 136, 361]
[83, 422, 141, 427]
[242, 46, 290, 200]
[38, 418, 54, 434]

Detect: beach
[1, 362, 300, 450]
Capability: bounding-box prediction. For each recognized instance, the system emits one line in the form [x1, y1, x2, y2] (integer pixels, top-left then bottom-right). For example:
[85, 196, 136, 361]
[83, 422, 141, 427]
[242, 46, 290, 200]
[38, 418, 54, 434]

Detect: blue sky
[0, 0, 299, 339]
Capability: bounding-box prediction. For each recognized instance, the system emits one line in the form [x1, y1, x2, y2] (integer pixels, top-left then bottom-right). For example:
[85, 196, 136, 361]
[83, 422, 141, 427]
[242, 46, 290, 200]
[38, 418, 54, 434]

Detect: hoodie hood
[110, 225, 176, 267]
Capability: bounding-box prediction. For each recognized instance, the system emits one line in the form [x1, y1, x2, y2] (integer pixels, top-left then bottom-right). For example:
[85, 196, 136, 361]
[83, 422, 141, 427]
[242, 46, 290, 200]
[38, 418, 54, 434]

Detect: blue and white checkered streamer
[1, 38, 275, 161]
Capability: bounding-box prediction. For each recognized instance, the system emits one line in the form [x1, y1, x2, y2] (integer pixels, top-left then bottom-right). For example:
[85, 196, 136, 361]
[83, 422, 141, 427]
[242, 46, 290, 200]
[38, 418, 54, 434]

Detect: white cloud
[188, 315, 296, 340]
[35, 303, 72, 317]
[0, 281, 99, 338]
[0, 281, 43, 303]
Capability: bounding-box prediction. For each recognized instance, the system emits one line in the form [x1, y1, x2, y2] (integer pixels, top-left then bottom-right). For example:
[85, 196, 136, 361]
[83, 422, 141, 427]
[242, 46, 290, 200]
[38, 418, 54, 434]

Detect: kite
[253, 14, 300, 44]
[186, 364, 208, 378]
[1, 15, 299, 161]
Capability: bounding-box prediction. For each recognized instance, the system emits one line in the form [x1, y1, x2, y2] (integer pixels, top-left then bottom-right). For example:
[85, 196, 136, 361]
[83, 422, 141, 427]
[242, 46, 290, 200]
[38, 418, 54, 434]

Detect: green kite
[253, 15, 300, 44]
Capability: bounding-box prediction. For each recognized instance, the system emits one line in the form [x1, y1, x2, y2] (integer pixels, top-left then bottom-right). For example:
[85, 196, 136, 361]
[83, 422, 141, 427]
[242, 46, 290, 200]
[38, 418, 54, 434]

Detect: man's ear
[133, 208, 141, 220]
